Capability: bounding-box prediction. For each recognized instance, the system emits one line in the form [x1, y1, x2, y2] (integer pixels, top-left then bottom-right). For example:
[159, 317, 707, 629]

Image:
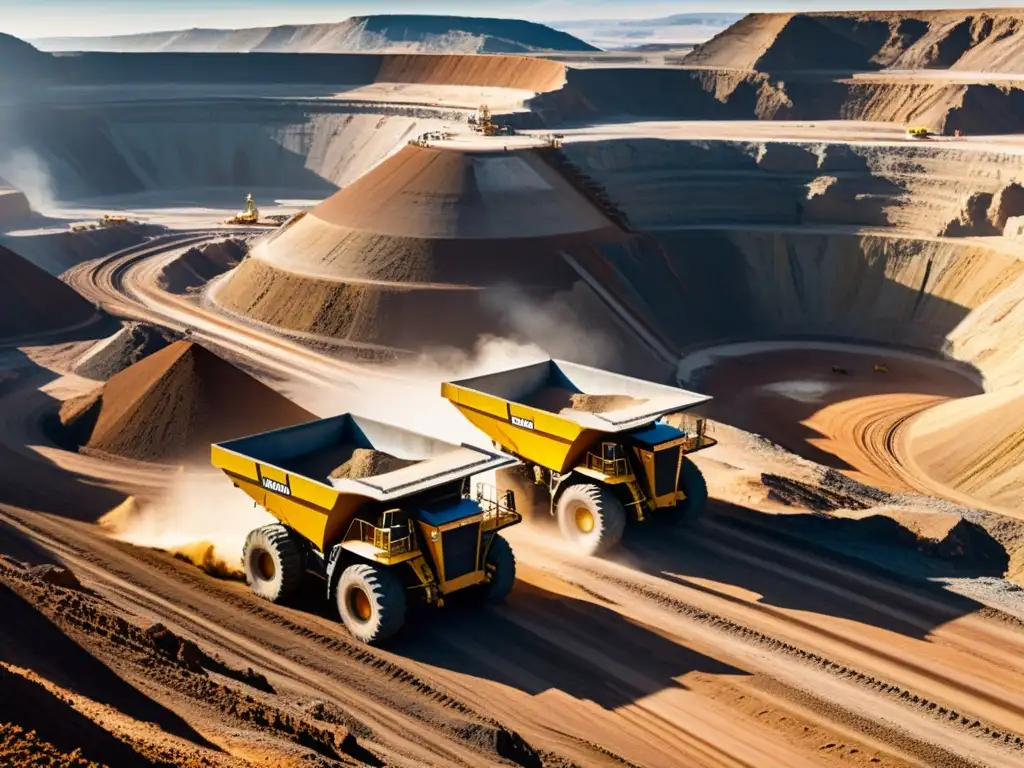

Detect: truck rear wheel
[336, 563, 407, 645]
[556, 483, 626, 556]
[243, 524, 303, 603]
[481, 534, 516, 603]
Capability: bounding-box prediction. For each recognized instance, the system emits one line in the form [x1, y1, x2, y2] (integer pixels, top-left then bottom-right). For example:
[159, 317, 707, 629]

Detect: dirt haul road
[0, 237, 1023, 766]
[4, 483, 1024, 768]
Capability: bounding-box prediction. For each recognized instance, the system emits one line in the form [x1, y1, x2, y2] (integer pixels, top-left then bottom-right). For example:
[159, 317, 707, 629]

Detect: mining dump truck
[442, 360, 716, 555]
[211, 414, 521, 644]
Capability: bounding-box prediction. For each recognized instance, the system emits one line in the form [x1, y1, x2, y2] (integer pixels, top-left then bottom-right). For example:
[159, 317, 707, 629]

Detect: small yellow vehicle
[906, 126, 932, 140]
[224, 193, 265, 225]
[212, 414, 520, 644]
[442, 360, 716, 555]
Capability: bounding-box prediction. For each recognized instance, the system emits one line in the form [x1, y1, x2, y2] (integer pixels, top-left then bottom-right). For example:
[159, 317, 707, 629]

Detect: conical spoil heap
[0, 245, 96, 339]
[60, 340, 315, 461]
[212, 144, 634, 359]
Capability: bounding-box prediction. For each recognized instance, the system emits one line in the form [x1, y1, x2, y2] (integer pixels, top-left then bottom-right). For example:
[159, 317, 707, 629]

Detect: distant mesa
[32, 14, 598, 54]
[0, 244, 96, 340]
[59, 341, 315, 462]
[684, 10, 1024, 74]
[0, 33, 56, 90]
[211, 143, 640, 358]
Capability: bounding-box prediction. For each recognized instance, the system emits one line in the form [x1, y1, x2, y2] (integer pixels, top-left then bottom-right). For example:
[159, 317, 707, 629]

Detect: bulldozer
[468, 104, 513, 137]
[442, 359, 717, 556]
[906, 126, 932, 140]
[212, 413, 521, 645]
[224, 193, 261, 225]
[69, 214, 133, 232]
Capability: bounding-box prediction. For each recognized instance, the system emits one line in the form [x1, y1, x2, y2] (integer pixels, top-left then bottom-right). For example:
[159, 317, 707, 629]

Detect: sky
[2, 0, 1021, 39]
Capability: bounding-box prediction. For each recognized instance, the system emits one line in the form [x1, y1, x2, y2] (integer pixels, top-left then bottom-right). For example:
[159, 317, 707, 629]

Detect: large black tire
[555, 483, 626, 556]
[242, 524, 304, 603]
[335, 563, 407, 645]
[677, 458, 708, 520]
[656, 458, 708, 525]
[480, 534, 516, 604]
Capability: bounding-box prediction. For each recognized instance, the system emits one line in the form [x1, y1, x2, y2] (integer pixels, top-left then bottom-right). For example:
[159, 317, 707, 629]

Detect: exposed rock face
[685, 11, 1024, 74]
[940, 191, 998, 237]
[989, 183, 1024, 231]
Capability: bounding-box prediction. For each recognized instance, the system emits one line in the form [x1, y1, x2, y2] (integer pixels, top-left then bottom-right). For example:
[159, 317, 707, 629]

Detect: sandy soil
[692, 344, 983, 498]
[59, 340, 316, 462]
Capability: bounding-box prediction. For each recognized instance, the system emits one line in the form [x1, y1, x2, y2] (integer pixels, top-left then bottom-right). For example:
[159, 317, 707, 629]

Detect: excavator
[468, 105, 513, 137]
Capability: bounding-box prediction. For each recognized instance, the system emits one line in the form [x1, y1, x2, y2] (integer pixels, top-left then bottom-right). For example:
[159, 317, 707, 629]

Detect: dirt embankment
[577, 230, 1024, 385]
[908, 385, 1024, 514]
[212, 145, 650, 362]
[0, 224, 165, 275]
[685, 11, 1024, 73]
[564, 138, 1024, 236]
[158, 238, 247, 293]
[35, 49, 566, 92]
[0, 245, 96, 340]
[59, 341, 315, 462]
[74, 323, 178, 381]
[0, 557, 382, 767]
[0, 51, 564, 200]
[529, 66, 1024, 134]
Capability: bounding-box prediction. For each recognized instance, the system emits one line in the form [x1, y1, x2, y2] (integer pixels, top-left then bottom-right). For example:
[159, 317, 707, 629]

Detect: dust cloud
[0, 148, 57, 212]
[311, 286, 616, 443]
[482, 283, 617, 368]
[100, 471, 275, 578]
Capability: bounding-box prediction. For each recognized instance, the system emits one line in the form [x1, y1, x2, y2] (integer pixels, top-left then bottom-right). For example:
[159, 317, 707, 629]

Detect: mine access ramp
[442, 359, 716, 555]
[212, 414, 520, 645]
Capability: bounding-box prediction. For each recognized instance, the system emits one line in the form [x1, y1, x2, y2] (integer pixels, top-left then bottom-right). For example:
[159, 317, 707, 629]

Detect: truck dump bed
[211, 413, 516, 550]
[442, 359, 712, 473]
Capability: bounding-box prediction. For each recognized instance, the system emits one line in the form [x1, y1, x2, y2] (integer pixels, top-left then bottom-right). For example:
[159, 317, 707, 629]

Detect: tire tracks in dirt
[510, 522, 1024, 768]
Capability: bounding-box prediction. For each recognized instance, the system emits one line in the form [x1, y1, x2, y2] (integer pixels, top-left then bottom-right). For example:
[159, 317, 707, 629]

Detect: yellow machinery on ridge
[224, 193, 262, 225]
[468, 104, 513, 137]
[212, 414, 520, 645]
[442, 360, 716, 556]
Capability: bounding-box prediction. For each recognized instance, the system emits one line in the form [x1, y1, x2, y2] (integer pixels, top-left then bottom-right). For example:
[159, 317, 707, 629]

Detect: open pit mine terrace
[5, 9, 1024, 768]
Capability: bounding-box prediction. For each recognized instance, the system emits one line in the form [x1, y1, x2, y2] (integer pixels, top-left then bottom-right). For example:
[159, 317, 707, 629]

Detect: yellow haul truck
[442, 360, 716, 555]
[211, 414, 521, 644]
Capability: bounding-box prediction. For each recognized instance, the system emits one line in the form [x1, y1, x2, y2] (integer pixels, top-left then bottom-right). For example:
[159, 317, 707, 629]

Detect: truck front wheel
[336, 563, 407, 645]
[555, 483, 626, 556]
[481, 534, 516, 603]
[242, 524, 304, 603]
[656, 458, 709, 526]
